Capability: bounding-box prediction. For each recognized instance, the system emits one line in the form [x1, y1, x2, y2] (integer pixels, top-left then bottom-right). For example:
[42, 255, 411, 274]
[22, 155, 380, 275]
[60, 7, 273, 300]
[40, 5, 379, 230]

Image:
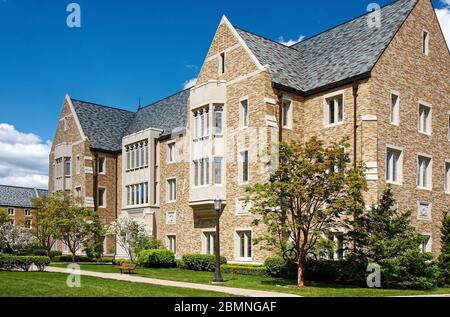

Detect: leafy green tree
[53, 192, 102, 262]
[82, 220, 105, 260]
[32, 195, 60, 256]
[439, 211, 450, 286]
[247, 137, 367, 288]
[348, 187, 439, 289]
[0, 208, 9, 225]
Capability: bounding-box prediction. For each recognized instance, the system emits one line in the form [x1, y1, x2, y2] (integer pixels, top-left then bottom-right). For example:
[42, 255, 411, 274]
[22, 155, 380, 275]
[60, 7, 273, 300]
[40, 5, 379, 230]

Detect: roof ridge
[139, 88, 190, 111]
[71, 98, 135, 114]
[292, 0, 415, 48]
[234, 27, 301, 51]
[0, 184, 48, 191]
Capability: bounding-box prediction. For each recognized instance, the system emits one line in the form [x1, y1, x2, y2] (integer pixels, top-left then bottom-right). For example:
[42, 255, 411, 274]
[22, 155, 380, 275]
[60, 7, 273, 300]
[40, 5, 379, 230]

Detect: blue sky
[0, 0, 449, 188]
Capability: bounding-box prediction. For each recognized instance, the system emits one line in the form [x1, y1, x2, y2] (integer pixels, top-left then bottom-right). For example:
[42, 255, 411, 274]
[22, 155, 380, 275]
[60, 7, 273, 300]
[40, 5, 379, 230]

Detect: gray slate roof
[237, 0, 418, 93]
[71, 100, 135, 152]
[70, 90, 189, 152]
[0, 185, 48, 209]
[126, 89, 189, 137]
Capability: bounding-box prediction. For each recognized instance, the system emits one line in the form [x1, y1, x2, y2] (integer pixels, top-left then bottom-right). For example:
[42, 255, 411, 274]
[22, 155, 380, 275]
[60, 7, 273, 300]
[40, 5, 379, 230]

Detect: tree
[0, 208, 9, 225]
[32, 195, 60, 256]
[247, 137, 367, 288]
[106, 216, 150, 262]
[53, 192, 102, 262]
[348, 187, 439, 289]
[439, 211, 450, 286]
[0, 222, 36, 254]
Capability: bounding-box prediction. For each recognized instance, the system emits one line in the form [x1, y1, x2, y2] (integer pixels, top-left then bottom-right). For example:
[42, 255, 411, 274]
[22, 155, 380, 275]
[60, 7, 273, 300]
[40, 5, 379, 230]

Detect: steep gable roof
[126, 89, 189, 137]
[71, 99, 135, 152]
[0, 185, 48, 209]
[236, 0, 418, 94]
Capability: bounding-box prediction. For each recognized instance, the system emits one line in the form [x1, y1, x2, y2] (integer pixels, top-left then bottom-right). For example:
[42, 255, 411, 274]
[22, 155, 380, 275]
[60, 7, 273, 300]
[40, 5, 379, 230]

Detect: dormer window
[219, 52, 225, 74]
[422, 30, 429, 55]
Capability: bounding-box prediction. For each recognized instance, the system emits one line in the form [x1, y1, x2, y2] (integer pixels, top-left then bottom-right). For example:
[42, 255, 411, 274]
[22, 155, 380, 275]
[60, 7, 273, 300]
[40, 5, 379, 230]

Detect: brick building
[0, 185, 48, 233]
[49, 0, 449, 262]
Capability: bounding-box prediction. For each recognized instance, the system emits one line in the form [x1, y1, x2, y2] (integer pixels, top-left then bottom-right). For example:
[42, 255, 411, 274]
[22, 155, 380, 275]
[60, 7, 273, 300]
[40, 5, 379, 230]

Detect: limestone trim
[65, 94, 87, 141]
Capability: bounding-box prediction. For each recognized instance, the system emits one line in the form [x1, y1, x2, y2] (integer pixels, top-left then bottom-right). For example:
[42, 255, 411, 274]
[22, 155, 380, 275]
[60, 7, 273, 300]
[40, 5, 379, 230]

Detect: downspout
[114, 154, 118, 259]
[93, 153, 98, 212]
[352, 81, 359, 169]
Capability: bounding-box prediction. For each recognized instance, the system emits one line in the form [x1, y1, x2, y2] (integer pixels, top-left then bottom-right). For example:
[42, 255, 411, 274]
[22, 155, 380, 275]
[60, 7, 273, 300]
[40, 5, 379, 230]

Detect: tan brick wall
[370, 0, 450, 253]
[1, 206, 37, 235]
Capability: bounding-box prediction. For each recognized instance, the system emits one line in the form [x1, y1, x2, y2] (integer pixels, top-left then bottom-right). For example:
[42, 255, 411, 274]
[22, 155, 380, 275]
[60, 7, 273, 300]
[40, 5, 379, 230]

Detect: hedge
[0, 254, 50, 272]
[182, 254, 227, 272]
[137, 249, 175, 268]
[221, 264, 266, 276]
[53, 255, 113, 263]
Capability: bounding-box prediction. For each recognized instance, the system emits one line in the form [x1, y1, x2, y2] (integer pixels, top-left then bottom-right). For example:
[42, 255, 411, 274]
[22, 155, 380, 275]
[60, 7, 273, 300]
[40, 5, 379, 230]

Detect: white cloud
[0, 123, 51, 189]
[182, 77, 198, 89]
[436, 2, 450, 50]
[278, 35, 305, 46]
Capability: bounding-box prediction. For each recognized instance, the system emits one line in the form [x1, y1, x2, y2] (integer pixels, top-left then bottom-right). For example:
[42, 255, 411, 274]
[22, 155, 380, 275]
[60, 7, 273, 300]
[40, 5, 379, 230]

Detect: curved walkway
[46, 266, 300, 297]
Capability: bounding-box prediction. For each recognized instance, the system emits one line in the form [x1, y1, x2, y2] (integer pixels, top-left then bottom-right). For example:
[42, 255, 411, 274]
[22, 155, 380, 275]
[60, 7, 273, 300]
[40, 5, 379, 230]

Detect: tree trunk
[297, 256, 305, 288]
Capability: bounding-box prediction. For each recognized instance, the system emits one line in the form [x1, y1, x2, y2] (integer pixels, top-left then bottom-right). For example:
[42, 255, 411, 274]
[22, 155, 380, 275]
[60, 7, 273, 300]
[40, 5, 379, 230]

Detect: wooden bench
[116, 263, 137, 274]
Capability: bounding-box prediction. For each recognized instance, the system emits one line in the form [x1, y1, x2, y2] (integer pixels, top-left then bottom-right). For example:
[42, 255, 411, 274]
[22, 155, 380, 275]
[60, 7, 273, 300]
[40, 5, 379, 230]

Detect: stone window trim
[323, 90, 345, 128]
[97, 156, 106, 175]
[445, 160, 450, 194]
[219, 51, 226, 75]
[420, 232, 432, 253]
[234, 228, 253, 262]
[24, 219, 32, 230]
[166, 178, 177, 203]
[75, 186, 82, 198]
[416, 153, 433, 191]
[97, 187, 107, 208]
[422, 29, 430, 56]
[7, 208, 15, 216]
[389, 90, 400, 126]
[167, 141, 176, 164]
[166, 234, 176, 254]
[417, 100, 432, 136]
[192, 105, 211, 141]
[24, 209, 32, 217]
[282, 96, 293, 129]
[201, 230, 216, 255]
[417, 200, 432, 221]
[238, 149, 250, 185]
[385, 144, 404, 186]
[125, 140, 149, 172]
[239, 96, 250, 129]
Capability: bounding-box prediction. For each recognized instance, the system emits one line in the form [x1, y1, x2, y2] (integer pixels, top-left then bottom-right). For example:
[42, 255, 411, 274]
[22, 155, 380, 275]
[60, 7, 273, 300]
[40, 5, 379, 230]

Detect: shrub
[265, 256, 288, 277]
[303, 258, 367, 286]
[175, 259, 185, 269]
[0, 254, 50, 272]
[222, 264, 266, 276]
[17, 246, 47, 256]
[49, 251, 63, 259]
[53, 255, 94, 263]
[138, 249, 175, 268]
[113, 259, 132, 266]
[182, 254, 227, 272]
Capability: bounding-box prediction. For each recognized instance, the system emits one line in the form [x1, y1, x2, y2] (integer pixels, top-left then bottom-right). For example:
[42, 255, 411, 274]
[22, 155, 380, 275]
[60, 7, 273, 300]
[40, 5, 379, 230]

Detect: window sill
[282, 125, 293, 130]
[234, 257, 253, 263]
[417, 186, 432, 192]
[418, 130, 432, 136]
[386, 180, 403, 186]
[389, 122, 400, 127]
[324, 122, 344, 128]
[239, 182, 249, 186]
[445, 191, 450, 195]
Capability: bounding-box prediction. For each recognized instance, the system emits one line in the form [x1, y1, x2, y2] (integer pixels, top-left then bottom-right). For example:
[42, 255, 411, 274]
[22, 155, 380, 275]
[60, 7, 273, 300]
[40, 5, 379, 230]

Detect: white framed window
[324, 93, 344, 126]
[193, 158, 210, 187]
[167, 179, 177, 202]
[235, 230, 252, 260]
[193, 107, 210, 140]
[7, 208, 14, 216]
[240, 99, 249, 128]
[75, 187, 82, 197]
[202, 231, 216, 255]
[236, 197, 251, 215]
[417, 201, 432, 221]
[417, 154, 432, 189]
[24, 209, 31, 217]
[420, 233, 432, 253]
[98, 156, 106, 174]
[219, 52, 225, 75]
[282, 98, 293, 128]
[418, 102, 432, 135]
[238, 150, 249, 184]
[24, 219, 32, 229]
[166, 211, 176, 225]
[167, 235, 176, 254]
[98, 187, 106, 208]
[126, 150, 131, 170]
[214, 104, 223, 135]
[386, 147, 403, 184]
[445, 161, 450, 193]
[63, 117, 68, 131]
[168, 142, 176, 163]
[213, 157, 223, 185]
[390, 92, 400, 125]
[422, 30, 429, 55]
[329, 233, 345, 261]
[65, 158, 71, 177]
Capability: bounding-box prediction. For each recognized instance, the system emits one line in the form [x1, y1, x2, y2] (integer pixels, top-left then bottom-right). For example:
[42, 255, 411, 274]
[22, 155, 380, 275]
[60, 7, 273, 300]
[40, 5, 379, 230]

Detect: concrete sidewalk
[46, 266, 300, 297]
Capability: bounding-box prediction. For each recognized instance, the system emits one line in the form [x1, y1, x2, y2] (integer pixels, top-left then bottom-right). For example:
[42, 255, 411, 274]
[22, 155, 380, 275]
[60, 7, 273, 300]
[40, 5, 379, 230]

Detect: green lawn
[0, 271, 234, 297]
[51, 263, 450, 297]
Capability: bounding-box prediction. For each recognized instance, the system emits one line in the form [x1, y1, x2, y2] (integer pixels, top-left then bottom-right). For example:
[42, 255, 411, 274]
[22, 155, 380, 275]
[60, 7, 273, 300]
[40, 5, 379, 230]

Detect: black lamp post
[213, 197, 224, 283]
